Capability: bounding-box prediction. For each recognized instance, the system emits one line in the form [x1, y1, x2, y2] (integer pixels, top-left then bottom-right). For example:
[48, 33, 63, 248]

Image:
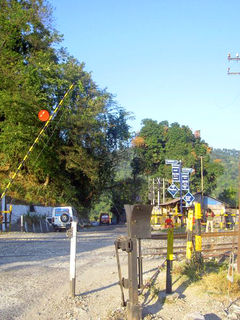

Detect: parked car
[51, 206, 78, 231]
[99, 213, 110, 225]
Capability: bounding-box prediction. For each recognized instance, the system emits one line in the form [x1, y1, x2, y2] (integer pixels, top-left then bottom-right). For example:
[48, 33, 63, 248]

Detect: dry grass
[198, 269, 240, 299]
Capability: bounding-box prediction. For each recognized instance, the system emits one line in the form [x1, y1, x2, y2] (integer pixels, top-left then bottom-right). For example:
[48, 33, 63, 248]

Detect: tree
[132, 119, 223, 199]
[0, 0, 131, 211]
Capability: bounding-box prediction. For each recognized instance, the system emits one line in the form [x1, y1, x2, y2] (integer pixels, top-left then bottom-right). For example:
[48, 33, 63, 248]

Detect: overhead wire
[1, 83, 74, 201]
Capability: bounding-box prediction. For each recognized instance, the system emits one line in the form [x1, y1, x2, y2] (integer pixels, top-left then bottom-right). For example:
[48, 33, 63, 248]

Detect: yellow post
[195, 203, 202, 261]
[186, 209, 193, 261]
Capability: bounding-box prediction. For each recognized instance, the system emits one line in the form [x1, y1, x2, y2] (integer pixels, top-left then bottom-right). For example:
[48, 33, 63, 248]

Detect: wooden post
[186, 209, 193, 261]
[166, 227, 173, 294]
[70, 221, 77, 297]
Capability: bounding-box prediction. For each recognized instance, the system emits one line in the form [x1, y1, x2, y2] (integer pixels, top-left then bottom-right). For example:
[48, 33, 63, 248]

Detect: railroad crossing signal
[183, 192, 195, 206]
[167, 183, 179, 198]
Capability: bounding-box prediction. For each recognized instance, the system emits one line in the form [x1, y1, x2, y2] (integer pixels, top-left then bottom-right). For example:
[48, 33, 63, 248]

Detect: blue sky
[51, 0, 240, 150]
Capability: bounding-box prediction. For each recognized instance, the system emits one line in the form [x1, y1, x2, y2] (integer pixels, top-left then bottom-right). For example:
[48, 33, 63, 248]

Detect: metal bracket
[115, 236, 133, 253]
[66, 228, 73, 238]
[122, 277, 130, 289]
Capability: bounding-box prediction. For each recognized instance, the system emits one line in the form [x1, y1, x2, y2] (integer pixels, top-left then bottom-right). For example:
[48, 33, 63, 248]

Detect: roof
[160, 193, 226, 207]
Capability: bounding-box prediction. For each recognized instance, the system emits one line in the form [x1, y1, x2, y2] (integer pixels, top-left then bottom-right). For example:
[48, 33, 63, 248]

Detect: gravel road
[1, 227, 230, 320]
[0, 225, 164, 320]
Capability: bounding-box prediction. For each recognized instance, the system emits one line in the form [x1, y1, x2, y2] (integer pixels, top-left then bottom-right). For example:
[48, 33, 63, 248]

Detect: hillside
[211, 148, 239, 206]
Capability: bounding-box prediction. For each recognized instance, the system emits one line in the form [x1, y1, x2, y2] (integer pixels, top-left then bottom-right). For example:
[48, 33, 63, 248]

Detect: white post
[2, 196, 5, 232]
[21, 215, 24, 232]
[32, 223, 36, 233]
[70, 221, 77, 297]
[24, 221, 28, 232]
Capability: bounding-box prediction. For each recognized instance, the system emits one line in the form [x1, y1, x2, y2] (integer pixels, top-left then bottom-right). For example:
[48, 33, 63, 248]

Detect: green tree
[0, 0, 130, 211]
[133, 119, 223, 199]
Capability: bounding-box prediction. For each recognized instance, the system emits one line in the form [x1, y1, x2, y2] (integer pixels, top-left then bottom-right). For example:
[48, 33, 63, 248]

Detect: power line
[1, 84, 74, 200]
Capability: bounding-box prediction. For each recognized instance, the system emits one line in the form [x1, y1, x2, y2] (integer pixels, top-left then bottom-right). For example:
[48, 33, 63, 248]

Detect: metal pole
[2, 196, 6, 232]
[157, 178, 160, 207]
[163, 178, 166, 203]
[70, 221, 77, 296]
[200, 156, 204, 213]
[127, 237, 142, 320]
[237, 161, 240, 272]
[152, 178, 155, 206]
[179, 161, 183, 226]
[138, 239, 143, 289]
[166, 227, 173, 294]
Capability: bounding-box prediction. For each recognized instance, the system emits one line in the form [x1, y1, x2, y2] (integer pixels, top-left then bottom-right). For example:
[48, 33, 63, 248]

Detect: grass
[173, 255, 240, 299]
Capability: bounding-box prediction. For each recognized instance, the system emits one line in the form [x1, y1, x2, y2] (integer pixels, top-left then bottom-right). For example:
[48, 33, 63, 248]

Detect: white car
[51, 206, 78, 231]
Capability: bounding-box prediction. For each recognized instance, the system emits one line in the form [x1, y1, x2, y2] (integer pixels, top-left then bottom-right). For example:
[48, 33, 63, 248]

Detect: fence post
[39, 220, 43, 233]
[32, 223, 36, 233]
[70, 221, 77, 297]
[195, 203, 202, 262]
[186, 209, 193, 261]
[24, 221, 28, 232]
[166, 227, 173, 294]
[45, 220, 49, 232]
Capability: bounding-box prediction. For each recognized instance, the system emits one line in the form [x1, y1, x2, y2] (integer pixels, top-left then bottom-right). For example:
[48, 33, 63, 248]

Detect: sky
[50, 0, 240, 150]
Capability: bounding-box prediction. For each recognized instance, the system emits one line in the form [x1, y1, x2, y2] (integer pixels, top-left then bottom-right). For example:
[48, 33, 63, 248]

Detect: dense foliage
[0, 0, 130, 210]
[211, 148, 239, 207]
[131, 119, 224, 199]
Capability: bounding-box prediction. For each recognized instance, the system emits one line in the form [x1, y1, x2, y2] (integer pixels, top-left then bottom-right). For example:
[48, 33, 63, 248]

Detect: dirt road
[0, 225, 163, 320]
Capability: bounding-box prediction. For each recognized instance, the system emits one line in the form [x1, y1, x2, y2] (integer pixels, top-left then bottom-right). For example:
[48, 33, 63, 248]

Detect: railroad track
[142, 231, 238, 258]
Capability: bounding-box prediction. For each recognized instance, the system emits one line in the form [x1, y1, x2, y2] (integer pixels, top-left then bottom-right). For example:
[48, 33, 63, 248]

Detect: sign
[181, 173, 189, 190]
[183, 192, 195, 206]
[182, 167, 194, 174]
[165, 159, 179, 165]
[167, 183, 179, 198]
[38, 109, 50, 122]
[172, 165, 180, 182]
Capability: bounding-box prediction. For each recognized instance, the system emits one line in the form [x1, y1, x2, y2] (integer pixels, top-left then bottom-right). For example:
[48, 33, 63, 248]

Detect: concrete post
[21, 215, 24, 232]
[70, 221, 77, 297]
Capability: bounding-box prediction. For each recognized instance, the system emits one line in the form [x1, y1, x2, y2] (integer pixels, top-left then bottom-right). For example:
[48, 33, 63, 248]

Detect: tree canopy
[132, 119, 223, 197]
[0, 0, 130, 210]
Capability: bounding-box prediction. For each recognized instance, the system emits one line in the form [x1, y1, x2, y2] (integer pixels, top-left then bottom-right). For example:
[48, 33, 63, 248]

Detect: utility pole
[227, 52, 240, 272]
[237, 161, 240, 272]
[163, 178, 166, 203]
[200, 156, 204, 211]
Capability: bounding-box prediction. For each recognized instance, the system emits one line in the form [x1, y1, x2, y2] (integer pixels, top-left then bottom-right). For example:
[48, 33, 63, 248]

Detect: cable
[1, 83, 74, 200]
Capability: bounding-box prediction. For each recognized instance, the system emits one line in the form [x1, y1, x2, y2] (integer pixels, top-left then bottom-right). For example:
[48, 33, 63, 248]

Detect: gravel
[0, 226, 236, 320]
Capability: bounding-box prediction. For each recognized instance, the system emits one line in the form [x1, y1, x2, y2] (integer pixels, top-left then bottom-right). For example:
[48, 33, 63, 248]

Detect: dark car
[99, 213, 110, 225]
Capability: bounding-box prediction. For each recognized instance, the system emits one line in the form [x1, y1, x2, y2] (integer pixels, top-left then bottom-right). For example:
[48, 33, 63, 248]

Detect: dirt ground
[0, 225, 237, 320]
